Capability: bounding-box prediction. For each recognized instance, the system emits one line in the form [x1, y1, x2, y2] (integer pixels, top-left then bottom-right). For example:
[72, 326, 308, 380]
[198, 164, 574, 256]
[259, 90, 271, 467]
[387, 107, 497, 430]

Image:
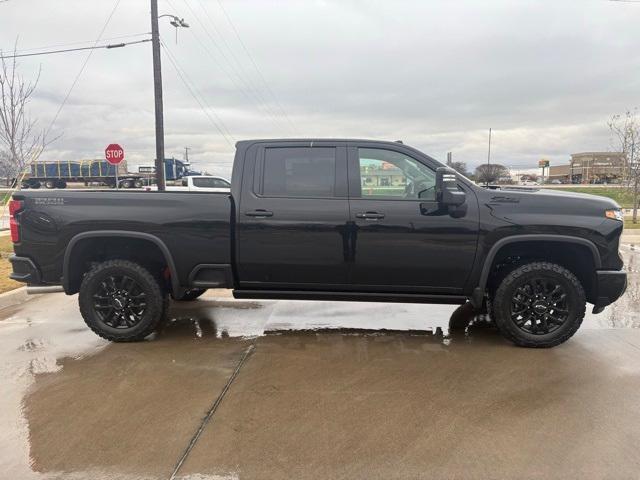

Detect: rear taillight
[9, 199, 23, 243]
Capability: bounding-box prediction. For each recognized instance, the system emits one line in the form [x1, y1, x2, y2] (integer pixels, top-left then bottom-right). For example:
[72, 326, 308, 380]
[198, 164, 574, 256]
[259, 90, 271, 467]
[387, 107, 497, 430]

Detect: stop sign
[105, 144, 124, 165]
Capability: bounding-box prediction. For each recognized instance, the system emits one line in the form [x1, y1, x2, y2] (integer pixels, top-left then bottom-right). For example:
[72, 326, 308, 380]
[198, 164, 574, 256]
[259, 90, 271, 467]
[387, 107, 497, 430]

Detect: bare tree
[0, 43, 54, 186]
[449, 161, 469, 177]
[609, 110, 640, 223]
[474, 163, 509, 185]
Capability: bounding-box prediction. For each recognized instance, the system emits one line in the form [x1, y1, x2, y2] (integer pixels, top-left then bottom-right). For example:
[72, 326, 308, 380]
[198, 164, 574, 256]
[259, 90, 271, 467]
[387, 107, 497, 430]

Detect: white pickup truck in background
[146, 175, 231, 192]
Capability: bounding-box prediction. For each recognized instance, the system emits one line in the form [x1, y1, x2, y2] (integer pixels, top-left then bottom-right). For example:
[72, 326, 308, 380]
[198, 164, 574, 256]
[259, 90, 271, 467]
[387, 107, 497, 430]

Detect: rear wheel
[172, 288, 207, 301]
[56, 179, 67, 188]
[79, 260, 168, 342]
[44, 180, 56, 189]
[492, 262, 586, 348]
[120, 179, 133, 188]
[134, 179, 144, 188]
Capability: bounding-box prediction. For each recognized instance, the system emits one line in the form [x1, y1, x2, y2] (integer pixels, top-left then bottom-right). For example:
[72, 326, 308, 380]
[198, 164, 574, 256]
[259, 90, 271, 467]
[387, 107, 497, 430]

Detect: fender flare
[471, 234, 601, 306]
[62, 230, 180, 295]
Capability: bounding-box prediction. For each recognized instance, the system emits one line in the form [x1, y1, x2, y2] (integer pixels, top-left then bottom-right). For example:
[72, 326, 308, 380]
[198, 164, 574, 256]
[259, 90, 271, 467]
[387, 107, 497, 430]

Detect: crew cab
[8, 139, 627, 347]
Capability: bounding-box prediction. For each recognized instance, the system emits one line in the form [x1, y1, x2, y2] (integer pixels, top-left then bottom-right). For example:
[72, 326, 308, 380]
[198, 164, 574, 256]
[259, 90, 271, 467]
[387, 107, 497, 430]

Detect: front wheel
[79, 260, 168, 342]
[172, 288, 206, 301]
[492, 262, 586, 348]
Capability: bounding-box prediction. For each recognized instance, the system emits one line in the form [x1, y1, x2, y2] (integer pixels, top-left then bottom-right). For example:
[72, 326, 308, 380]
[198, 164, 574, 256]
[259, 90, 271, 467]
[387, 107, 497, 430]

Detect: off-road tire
[79, 259, 168, 342]
[44, 180, 56, 189]
[493, 261, 586, 348]
[172, 288, 207, 301]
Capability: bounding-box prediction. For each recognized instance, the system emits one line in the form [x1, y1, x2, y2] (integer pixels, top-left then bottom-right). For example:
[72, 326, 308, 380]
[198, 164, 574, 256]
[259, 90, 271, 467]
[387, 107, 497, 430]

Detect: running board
[233, 290, 467, 305]
[26, 286, 65, 294]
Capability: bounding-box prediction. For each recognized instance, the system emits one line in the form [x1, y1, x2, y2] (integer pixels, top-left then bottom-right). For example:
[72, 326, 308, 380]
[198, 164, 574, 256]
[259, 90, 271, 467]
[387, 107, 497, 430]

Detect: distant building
[360, 162, 406, 188]
[547, 152, 626, 184]
[547, 164, 570, 182]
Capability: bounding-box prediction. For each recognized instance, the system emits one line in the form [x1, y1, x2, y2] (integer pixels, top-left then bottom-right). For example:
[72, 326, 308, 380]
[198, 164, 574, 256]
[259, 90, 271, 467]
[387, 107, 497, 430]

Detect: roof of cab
[235, 138, 406, 147]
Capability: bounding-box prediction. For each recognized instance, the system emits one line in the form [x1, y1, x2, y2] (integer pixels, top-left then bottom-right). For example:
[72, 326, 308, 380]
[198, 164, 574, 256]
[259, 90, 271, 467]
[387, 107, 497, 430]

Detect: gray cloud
[2, 0, 639, 178]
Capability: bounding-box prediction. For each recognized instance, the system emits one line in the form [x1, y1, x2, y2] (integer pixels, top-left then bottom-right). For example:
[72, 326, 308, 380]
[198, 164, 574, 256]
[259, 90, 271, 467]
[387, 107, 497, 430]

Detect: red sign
[105, 144, 124, 165]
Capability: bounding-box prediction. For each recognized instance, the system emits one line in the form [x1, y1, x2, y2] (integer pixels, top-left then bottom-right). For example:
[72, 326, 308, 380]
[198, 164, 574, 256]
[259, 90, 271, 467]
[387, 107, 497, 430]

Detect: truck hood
[480, 186, 620, 220]
[485, 186, 619, 207]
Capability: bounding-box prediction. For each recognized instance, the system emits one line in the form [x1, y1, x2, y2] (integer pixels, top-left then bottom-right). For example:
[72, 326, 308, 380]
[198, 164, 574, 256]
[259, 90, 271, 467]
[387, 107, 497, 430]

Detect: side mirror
[436, 167, 466, 206]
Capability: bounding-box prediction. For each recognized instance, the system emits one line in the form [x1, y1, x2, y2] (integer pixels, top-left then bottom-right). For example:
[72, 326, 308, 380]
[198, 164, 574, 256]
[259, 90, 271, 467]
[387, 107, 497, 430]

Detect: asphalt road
[0, 248, 639, 479]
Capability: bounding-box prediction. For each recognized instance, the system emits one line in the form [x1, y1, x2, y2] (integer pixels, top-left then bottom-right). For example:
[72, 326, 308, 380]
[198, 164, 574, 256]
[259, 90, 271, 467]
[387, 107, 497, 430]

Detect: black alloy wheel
[510, 278, 569, 335]
[92, 274, 148, 329]
[492, 262, 586, 348]
[79, 259, 168, 342]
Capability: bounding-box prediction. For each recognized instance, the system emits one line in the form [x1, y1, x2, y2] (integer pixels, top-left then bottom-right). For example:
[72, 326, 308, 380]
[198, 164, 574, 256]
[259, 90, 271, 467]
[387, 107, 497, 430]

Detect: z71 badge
[34, 197, 65, 206]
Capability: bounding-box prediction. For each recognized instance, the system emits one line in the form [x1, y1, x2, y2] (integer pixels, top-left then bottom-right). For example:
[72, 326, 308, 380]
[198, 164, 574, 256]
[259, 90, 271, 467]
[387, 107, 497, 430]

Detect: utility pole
[486, 127, 492, 186]
[150, 0, 165, 191]
[487, 128, 492, 166]
[184, 146, 190, 163]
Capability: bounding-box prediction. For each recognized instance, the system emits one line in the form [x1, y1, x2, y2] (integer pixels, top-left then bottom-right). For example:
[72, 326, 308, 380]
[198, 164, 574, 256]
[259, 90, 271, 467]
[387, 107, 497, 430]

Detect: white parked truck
[145, 175, 231, 192]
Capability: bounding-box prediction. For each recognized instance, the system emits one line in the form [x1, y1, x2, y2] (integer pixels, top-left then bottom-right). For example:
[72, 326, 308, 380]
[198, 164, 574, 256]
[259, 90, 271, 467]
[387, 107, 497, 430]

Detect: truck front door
[347, 143, 479, 293]
[237, 142, 350, 288]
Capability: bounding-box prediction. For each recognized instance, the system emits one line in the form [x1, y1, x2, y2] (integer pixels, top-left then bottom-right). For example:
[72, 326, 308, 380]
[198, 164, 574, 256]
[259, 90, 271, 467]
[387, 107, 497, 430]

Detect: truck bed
[12, 190, 233, 288]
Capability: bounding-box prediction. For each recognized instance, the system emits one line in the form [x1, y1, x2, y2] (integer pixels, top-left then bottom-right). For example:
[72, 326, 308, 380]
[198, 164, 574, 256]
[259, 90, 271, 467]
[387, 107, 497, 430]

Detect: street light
[160, 14, 190, 42]
[150, 0, 189, 191]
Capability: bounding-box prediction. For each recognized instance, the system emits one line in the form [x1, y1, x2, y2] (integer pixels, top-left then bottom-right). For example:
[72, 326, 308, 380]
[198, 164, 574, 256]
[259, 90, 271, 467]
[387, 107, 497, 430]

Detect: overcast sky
[1, 0, 639, 177]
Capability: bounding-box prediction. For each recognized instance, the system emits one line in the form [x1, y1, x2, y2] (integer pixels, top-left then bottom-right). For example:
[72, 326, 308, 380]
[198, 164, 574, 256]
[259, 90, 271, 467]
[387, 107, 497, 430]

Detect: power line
[43, 0, 123, 140]
[175, 8, 282, 131]
[1, 0, 123, 218]
[179, 0, 285, 129]
[161, 39, 235, 147]
[184, 0, 293, 133]
[5, 32, 151, 55]
[192, 0, 274, 110]
[213, 0, 298, 134]
[0, 39, 150, 59]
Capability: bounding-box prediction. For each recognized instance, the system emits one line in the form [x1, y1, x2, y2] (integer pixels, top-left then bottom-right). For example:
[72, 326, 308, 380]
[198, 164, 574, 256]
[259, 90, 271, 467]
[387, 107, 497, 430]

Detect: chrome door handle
[355, 212, 385, 220]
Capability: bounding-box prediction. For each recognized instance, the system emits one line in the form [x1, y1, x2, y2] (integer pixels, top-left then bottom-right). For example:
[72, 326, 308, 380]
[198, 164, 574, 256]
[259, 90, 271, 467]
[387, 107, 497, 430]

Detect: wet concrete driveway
[1, 247, 639, 479]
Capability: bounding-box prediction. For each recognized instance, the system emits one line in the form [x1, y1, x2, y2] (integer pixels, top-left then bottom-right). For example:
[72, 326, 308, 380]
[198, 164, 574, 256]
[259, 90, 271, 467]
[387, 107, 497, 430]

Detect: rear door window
[262, 147, 336, 198]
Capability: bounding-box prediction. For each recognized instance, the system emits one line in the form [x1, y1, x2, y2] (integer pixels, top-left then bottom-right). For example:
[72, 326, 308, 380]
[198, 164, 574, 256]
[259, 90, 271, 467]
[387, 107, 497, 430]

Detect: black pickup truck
[9, 139, 627, 347]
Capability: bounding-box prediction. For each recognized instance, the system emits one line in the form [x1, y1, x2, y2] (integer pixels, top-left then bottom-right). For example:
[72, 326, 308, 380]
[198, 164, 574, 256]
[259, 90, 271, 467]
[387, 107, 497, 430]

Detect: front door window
[358, 148, 436, 201]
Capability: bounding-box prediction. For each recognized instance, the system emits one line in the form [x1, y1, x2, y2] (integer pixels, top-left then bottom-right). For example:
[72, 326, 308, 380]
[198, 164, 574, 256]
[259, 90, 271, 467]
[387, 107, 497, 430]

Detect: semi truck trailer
[22, 159, 143, 189]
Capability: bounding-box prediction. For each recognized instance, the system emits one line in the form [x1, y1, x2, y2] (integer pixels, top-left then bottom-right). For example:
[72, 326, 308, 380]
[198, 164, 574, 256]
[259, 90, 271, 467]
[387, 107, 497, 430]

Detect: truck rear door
[236, 141, 350, 288]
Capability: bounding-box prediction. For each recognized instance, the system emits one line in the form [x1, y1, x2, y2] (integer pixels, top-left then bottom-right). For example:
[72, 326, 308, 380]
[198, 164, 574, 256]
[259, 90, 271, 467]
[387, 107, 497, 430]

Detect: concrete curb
[0, 286, 41, 310]
[622, 235, 640, 245]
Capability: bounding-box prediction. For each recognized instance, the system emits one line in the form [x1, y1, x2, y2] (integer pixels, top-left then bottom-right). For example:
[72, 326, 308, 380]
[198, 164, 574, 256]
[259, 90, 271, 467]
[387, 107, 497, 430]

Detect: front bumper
[9, 255, 41, 284]
[592, 270, 627, 313]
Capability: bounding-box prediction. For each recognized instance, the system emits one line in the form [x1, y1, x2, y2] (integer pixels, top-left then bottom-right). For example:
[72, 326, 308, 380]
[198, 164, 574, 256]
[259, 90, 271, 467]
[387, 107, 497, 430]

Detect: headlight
[605, 209, 624, 222]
